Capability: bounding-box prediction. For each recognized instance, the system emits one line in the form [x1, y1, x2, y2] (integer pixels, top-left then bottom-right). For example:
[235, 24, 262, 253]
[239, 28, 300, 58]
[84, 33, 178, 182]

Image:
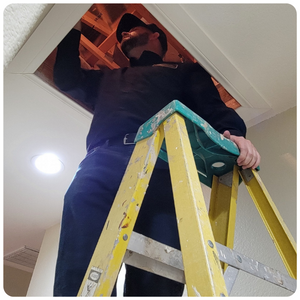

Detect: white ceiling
[3, 3, 296, 268]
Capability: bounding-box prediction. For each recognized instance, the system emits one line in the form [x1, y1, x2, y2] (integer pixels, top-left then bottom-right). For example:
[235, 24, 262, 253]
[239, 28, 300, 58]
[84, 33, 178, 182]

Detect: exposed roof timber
[33, 3, 241, 110]
[81, 11, 111, 36]
[80, 35, 119, 69]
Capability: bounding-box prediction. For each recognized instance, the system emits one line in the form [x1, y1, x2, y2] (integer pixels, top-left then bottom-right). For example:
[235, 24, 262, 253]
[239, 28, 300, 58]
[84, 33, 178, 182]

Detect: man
[53, 13, 260, 296]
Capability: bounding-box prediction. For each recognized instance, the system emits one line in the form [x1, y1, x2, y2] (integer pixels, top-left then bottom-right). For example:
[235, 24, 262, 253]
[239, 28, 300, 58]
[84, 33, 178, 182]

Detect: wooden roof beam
[81, 11, 111, 36]
[80, 35, 120, 69]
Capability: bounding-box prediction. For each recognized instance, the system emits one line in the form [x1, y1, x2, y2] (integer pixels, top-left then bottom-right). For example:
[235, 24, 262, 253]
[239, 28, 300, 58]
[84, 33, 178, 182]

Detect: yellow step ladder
[77, 100, 296, 296]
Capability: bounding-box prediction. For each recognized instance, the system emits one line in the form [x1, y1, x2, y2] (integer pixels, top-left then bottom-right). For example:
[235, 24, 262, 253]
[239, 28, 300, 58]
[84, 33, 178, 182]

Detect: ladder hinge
[240, 168, 254, 183]
[219, 171, 233, 187]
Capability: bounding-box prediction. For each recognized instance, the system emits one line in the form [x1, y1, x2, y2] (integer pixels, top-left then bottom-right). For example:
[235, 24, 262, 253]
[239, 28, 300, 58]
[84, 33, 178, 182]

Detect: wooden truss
[35, 3, 241, 110]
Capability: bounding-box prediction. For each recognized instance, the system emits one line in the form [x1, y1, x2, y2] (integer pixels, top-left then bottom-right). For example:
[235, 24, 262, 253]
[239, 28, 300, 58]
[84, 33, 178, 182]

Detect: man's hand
[223, 130, 261, 170]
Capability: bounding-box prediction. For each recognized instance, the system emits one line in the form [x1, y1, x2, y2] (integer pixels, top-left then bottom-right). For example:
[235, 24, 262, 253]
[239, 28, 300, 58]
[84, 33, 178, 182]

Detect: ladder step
[217, 241, 296, 293]
[124, 231, 296, 294]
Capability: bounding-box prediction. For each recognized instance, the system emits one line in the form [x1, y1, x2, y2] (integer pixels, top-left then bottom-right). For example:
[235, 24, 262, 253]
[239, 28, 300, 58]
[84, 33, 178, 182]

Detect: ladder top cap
[135, 100, 240, 157]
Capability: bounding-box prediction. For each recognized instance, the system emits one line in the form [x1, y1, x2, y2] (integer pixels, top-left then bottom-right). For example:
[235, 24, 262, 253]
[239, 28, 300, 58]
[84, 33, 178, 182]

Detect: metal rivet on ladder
[236, 255, 242, 263]
[208, 240, 214, 248]
[123, 234, 128, 241]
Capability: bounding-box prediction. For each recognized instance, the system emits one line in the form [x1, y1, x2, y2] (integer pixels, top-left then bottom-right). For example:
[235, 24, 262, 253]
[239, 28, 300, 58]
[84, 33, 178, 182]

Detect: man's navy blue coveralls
[53, 29, 246, 296]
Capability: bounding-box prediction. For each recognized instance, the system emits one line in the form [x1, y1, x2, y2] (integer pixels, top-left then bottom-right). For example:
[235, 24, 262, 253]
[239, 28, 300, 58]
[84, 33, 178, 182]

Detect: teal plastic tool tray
[135, 100, 240, 188]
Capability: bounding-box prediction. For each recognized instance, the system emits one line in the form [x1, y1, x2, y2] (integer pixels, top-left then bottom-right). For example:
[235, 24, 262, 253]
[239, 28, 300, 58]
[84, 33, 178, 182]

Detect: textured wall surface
[3, 4, 51, 69]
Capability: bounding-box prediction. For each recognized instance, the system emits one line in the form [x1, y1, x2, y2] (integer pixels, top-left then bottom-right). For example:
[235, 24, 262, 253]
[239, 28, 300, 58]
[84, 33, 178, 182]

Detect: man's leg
[53, 145, 133, 296]
[124, 164, 184, 296]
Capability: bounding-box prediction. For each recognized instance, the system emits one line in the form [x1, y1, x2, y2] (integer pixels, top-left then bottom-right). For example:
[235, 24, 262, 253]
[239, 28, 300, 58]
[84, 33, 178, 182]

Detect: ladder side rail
[77, 127, 165, 296]
[163, 113, 228, 297]
[209, 165, 239, 270]
[240, 169, 297, 279]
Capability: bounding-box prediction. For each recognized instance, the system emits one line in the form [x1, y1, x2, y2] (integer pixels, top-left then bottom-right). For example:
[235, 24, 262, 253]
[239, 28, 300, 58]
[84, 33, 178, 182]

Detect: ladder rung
[217, 241, 296, 293]
[124, 231, 296, 294]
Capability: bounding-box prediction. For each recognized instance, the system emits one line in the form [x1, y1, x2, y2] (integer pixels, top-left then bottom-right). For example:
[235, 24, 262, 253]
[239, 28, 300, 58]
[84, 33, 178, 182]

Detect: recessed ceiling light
[32, 153, 64, 174]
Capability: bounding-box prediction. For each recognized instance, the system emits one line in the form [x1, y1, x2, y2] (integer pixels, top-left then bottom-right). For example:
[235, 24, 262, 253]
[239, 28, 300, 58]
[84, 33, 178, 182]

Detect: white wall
[26, 223, 60, 296]
[231, 106, 296, 296]
[27, 107, 296, 296]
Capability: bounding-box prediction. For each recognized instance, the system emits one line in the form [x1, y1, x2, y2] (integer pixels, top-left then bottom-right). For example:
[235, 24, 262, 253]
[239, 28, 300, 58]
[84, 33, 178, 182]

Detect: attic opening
[34, 3, 241, 112]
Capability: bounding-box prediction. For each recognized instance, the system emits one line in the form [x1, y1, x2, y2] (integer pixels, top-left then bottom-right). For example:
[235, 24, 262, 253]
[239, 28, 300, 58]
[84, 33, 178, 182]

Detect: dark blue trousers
[53, 143, 184, 296]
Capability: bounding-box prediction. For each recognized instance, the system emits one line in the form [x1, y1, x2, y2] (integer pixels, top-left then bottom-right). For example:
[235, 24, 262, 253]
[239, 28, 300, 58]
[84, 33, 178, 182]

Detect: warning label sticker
[80, 266, 103, 296]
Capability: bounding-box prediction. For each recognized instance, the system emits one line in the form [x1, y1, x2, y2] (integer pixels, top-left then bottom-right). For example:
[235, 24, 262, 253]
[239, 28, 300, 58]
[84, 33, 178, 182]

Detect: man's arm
[53, 21, 102, 110]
